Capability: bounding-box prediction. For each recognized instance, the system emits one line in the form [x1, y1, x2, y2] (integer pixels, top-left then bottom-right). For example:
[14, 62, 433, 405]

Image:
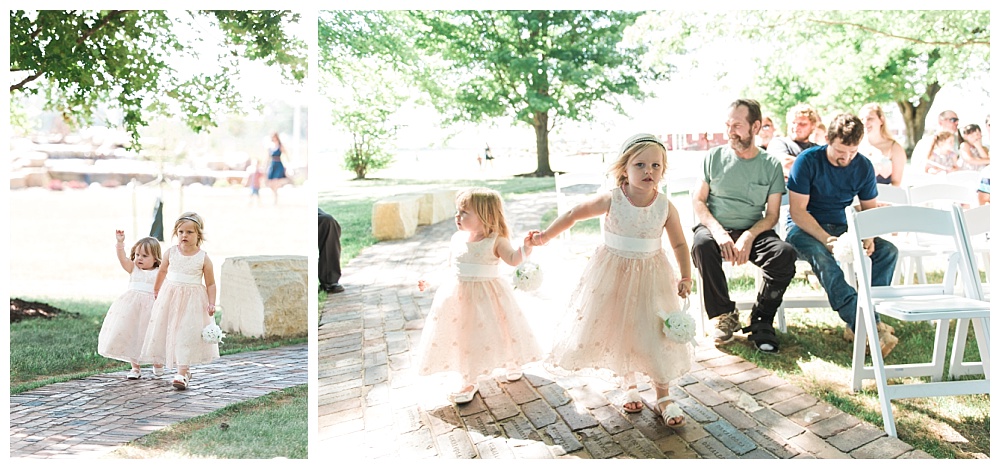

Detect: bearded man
[691, 98, 797, 353]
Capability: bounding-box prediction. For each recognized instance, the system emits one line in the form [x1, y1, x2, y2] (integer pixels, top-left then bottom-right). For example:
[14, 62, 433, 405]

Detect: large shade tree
[318, 10, 425, 179]
[411, 10, 659, 176]
[9, 10, 307, 145]
[643, 10, 990, 157]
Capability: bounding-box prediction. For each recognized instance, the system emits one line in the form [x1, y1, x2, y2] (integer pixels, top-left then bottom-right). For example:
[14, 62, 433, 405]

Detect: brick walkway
[316, 192, 933, 459]
[9, 344, 307, 459]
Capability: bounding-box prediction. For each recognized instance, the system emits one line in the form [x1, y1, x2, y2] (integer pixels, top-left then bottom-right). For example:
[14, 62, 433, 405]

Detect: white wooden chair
[946, 203, 990, 380]
[945, 169, 986, 189]
[845, 204, 990, 437]
[875, 183, 934, 285]
[905, 182, 983, 280]
[554, 171, 608, 240]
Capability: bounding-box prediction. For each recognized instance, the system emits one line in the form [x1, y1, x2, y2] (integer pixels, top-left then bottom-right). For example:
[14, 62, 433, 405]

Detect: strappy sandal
[505, 369, 524, 381]
[172, 371, 191, 391]
[655, 396, 686, 428]
[742, 322, 780, 353]
[621, 387, 644, 414]
[449, 384, 479, 404]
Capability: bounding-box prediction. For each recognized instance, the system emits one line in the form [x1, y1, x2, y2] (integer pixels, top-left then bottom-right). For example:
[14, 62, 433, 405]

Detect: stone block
[418, 189, 456, 226]
[219, 255, 307, 338]
[372, 194, 421, 240]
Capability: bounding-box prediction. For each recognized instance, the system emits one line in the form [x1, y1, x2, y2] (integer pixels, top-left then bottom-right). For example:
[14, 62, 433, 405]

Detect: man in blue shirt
[785, 113, 900, 357]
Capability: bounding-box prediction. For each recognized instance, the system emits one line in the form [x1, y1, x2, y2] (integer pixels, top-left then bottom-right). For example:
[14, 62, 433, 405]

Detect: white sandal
[449, 384, 479, 404]
[622, 387, 644, 414]
[172, 372, 191, 390]
[655, 396, 686, 427]
[505, 369, 523, 381]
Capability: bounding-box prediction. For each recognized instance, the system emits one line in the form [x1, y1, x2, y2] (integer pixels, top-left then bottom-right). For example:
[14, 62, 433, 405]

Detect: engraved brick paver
[827, 423, 886, 452]
[10, 344, 307, 458]
[314, 192, 943, 460]
[850, 436, 914, 459]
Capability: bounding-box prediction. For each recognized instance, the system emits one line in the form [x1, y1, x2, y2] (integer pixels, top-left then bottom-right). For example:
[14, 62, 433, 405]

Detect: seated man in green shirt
[691, 98, 797, 353]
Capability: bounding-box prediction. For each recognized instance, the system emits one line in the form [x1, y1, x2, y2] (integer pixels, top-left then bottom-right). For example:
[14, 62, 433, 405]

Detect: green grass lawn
[722, 277, 989, 459]
[110, 384, 308, 459]
[9, 296, 306, 394]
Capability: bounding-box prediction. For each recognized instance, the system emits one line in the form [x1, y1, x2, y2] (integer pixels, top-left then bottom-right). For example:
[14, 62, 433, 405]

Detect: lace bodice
[128, 267, 158, 292]
[166, 247, 205, 283]
[604, 187, 669, 240]
[452, 232, 499, 266]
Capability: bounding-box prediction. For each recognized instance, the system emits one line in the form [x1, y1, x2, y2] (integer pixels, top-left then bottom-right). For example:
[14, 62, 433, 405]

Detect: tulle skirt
[548, 246, 693, 385]
[417, 277, 543, 383]
[97, 291, 154, 363]
[140, 281, 219, 367]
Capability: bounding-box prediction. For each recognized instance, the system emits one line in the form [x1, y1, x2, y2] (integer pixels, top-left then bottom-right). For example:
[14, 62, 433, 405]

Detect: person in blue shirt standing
[785, 113, 900, 357]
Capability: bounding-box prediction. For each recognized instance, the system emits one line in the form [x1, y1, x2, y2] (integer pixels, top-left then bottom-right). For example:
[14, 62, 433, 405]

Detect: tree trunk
[532, 111, 554, 176]
[896, 81, 942, 159]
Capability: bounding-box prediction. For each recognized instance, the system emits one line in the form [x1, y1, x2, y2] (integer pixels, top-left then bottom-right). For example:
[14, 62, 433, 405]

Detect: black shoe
[323, 284, 345, 294]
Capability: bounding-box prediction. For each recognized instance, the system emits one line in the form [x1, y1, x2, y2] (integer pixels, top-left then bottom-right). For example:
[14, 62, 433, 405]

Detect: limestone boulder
[219, 255, 307, 338]
[372, 194, 421, 240]
[418, 189, 457, 226]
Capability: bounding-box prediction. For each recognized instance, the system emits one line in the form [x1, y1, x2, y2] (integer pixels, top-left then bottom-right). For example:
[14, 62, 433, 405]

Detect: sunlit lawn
[9, 296, 306, 394]
[109, 385, 308, 459]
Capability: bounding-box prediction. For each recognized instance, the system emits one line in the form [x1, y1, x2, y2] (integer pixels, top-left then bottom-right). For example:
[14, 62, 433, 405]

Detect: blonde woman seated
[857, 103, 906, 186]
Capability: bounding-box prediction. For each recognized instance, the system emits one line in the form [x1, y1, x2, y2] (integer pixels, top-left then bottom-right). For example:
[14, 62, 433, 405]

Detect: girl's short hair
[455, 188, 509, 239]
[609, 134, 667, 188]
[173, 212, 206, 246]
[131, 237, 163, 268]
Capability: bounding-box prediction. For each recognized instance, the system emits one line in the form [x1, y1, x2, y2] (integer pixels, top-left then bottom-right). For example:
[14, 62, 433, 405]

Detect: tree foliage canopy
[645, 10, 989, 154]
[318, 10, 658, 176]
[9, 10, 307, 144]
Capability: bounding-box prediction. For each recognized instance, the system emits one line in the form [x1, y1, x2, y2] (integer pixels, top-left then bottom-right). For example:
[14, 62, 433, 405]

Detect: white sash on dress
[166, 272, 202, 284]
[454, 262, 499, 279]
[128, 282, 155, 293]
[604, 231, 661, 253]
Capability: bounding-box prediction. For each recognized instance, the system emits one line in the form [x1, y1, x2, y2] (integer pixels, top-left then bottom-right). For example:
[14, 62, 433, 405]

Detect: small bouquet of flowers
[829, 234, 855, 265]
[513, 258, 543, 291]
[202, 321, 226, 344]
[656, 298, 697, 346]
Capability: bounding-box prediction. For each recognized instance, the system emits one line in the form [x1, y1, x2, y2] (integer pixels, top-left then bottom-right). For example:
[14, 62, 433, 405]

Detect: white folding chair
[554, 171, 608, 240]
[945, 169, 986, 189]
[875, 183, 934, 285]
[846, 204, 990, 437]
[946, 204, 990, 379]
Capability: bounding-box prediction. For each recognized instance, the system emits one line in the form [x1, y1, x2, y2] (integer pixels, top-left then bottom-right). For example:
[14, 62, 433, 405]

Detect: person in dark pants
[319, 208, 344, 294]
[691, 98, 797, 353]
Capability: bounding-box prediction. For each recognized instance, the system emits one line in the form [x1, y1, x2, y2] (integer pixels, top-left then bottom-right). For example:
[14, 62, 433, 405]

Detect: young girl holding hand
[416, 188, 543, 404]
[528, 133, 693, 427]
[97, 231, 162, 379]
[140, 212, 220, 390]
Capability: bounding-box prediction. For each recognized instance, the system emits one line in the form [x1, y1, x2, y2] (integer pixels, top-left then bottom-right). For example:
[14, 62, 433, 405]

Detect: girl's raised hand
[418, 280, 428, 292]
[115, 229, 125, 244]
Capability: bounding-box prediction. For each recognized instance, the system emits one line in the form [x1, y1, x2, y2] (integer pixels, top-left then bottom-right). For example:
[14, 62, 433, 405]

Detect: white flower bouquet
[513, 259, 543, 291]
[202, 322, 226, 344]
[656, 298, 697, 346]
[830, 234, 855, 264]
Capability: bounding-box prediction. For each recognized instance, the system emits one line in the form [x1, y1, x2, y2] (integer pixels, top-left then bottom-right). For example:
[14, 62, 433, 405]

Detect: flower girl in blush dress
[528, 133, 694, 427]
[416, 188, 543, 404]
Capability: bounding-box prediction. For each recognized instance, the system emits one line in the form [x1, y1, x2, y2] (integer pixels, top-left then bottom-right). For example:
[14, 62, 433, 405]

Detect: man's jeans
[785, 222, 898, 331]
